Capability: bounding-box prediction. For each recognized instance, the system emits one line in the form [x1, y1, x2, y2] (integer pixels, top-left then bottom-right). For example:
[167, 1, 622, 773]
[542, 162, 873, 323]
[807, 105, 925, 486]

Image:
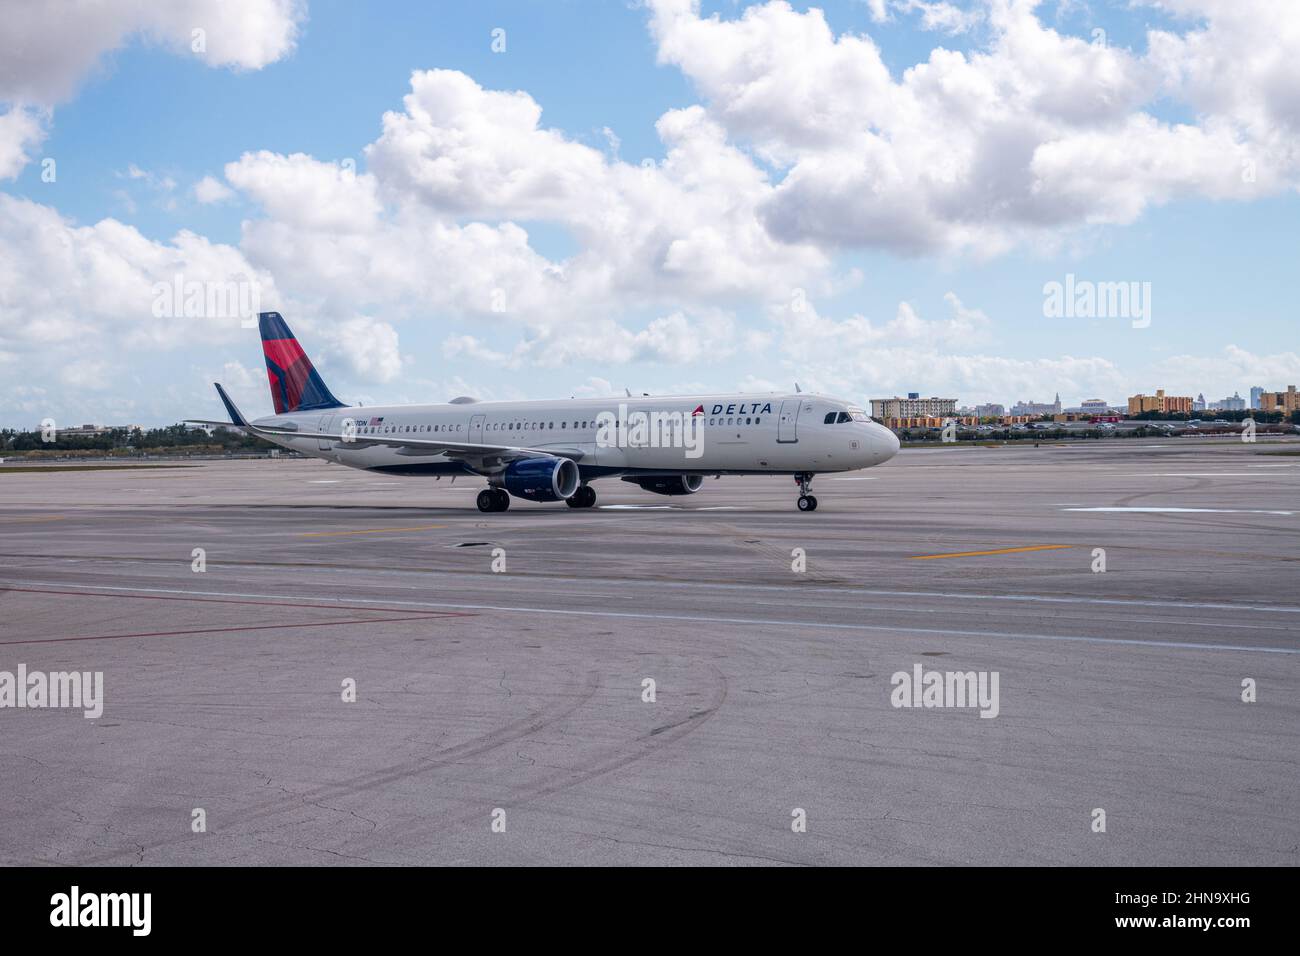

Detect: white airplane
[189, 312, 900, 512]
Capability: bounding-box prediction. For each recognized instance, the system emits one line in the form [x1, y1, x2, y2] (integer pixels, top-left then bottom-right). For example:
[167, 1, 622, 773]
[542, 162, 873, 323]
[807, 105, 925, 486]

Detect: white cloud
[0, 107, 46, 179]
[226, 151, 380, 231]
[1150, 345, 1300, 398]
[206, 70, 829, 378]
[766, 293, 1126, 403]
[646, 0, 1300, 255]
[895, 1, 982, 35]
[0, 0, 305, 106]
[363, 70, 826, 306]
[193, 175, 234, 204]
[0, 193, 278, 355]
[323, 315, 403, 383]
[443, 310, 745, 369]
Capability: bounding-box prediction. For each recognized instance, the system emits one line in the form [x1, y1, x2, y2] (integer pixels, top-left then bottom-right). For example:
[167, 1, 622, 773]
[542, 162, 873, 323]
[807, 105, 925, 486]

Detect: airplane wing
[185, 419, 248, 430]
[187, 383, 583, 471]
[250, 424, 586, 466]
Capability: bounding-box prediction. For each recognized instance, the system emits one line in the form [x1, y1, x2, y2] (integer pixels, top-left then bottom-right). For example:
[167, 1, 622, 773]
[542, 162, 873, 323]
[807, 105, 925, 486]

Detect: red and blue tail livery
[258, 312, 346, 414]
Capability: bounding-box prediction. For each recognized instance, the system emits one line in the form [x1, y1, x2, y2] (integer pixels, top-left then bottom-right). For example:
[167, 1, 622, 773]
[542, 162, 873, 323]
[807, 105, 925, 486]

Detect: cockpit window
[847, 406, 870, 423]
[837, 412, 852, 423]
[824, 412, 836, 424]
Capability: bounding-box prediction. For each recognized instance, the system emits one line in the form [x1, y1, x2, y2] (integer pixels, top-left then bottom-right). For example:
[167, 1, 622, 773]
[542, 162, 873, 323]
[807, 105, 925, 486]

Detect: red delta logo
[691, 405, 704, 416]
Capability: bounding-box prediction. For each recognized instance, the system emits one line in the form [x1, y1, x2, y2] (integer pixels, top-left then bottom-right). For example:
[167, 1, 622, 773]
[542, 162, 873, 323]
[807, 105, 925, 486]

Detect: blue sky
[1, 0, 1297, 427]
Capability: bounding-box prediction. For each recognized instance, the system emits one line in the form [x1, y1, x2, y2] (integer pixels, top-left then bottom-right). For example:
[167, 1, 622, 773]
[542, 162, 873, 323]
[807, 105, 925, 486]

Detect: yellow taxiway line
[910, 544, 1073, 560]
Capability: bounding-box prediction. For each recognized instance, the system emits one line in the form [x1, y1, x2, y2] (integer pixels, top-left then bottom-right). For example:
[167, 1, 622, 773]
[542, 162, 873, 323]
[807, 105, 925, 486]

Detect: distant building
[1259, 385, 1300, 414]
[43, 423, 145, 437]
[1010, 393, 1062, 417]
[973, 403, 1005, 418]
[1250, 386, 1265, 410]
[1210, 392, 1247, 411]
[57, 424, 110, 437]
[870, 395, 957, 419]
[1070, 398, 1118, 416]
[884, 416, 977, 429]
[1128, 389, 1194, 415]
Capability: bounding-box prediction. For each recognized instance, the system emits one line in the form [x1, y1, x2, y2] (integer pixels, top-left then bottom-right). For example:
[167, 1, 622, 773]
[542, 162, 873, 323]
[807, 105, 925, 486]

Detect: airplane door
[317, 413, 335, 450]
[777, 399, 799, 443]
[469, 414, 485, 445]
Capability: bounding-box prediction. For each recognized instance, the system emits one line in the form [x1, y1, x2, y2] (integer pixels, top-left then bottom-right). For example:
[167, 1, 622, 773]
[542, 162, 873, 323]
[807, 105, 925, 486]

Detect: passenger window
[746, 417, 751, 425]
[755, 417, 761, 424]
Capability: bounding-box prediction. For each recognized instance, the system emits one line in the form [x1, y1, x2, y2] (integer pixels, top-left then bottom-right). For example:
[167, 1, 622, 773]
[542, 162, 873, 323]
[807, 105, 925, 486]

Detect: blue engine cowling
[502, 457, 580, 502]
[621, 475, 704, 496]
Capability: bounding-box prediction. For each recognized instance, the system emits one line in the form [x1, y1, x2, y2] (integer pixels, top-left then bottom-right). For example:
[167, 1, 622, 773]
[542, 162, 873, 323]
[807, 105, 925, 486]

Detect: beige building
[1128, 389, 1193, 415]
[1259, 385, 1300, 414]
[870, 395, 957, 419]
[884, 416, 977, 429]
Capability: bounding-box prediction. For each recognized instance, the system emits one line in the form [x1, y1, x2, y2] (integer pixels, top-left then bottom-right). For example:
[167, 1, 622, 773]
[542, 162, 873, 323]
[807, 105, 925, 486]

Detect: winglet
[214, 383, 248, 427]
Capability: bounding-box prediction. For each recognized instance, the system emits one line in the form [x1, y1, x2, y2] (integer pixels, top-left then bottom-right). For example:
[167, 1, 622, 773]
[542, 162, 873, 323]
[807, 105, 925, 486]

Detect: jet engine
[622, 475, 704, 496]
[502, 457, 580, 502]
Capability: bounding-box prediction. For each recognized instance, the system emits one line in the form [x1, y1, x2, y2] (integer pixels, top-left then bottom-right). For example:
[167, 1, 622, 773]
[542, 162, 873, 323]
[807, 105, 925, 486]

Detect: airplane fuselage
[253, 392, 899, 480]
[191, 314, 899, 511]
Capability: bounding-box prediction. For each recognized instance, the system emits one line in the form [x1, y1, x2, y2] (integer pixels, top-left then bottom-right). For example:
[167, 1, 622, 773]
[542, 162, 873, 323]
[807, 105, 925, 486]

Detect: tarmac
[1, 437, 1297, 865]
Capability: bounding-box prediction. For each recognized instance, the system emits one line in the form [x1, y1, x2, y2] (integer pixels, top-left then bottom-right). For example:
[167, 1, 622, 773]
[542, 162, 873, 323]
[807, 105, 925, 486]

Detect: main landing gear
[477, 487, 510, 513]
[795, 472, 818, 512]
[566, 485, 598, 509]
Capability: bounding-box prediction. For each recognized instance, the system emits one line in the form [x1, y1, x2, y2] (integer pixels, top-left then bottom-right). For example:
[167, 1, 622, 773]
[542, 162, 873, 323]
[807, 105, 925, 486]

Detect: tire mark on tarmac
[0, 586, 474, 646]
[74, 669, 603, 866]
[356, 664, 734, 861]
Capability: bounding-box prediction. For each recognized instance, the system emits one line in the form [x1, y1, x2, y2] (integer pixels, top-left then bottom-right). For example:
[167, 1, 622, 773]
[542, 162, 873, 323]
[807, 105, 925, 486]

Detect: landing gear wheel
[794, 472, 817, 511]
[567, 485, 597, 508]
[478, 488, 510, 512]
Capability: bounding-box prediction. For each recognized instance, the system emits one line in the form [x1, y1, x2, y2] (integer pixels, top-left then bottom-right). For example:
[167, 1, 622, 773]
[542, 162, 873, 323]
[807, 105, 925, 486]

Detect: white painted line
[7, 581, 1298, 655]
[13, 562, 1300, 615]
[1066, 506, 1295, 515]
[598, 504, 741, 510]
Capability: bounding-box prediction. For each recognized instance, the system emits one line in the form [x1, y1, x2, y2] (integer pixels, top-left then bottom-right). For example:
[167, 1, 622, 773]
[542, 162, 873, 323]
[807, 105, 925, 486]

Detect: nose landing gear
[795, 472, 818, 512]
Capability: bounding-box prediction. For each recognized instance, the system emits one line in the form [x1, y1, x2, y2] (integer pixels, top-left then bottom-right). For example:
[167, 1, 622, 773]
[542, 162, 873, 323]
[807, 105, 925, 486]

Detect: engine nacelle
[502, 457, 580, 502]
[622, 474, 704, 496]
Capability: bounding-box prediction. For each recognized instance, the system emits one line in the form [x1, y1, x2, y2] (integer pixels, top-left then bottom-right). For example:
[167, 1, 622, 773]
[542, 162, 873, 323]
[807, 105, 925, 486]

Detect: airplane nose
[872, 425, 900, 462]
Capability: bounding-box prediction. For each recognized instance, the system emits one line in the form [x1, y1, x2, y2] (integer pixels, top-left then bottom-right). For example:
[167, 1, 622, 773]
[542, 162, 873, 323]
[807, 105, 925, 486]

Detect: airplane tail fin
[258, 311, 346, 415]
